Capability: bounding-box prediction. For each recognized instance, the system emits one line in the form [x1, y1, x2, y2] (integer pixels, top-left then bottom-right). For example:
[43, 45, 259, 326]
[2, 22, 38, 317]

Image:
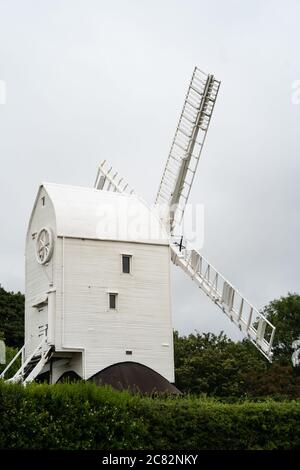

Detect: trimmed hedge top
[0, 381, 300, 450]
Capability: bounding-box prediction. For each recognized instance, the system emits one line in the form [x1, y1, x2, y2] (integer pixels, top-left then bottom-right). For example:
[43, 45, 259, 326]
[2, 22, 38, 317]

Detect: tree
[174, 331, 267, 396]
[0, 285, 24, 348]
[173, 292, 300, 398]
[244, 362, 300, 398]
[262, 292, 300, 363]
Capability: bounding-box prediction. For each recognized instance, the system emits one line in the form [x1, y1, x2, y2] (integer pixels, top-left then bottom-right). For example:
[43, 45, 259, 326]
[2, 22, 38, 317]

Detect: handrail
[0, 336, 32, 379]
[8, 335, 48, 383]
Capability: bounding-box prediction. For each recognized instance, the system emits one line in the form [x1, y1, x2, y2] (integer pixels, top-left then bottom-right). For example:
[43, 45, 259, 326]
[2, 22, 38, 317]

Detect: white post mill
[1, 67, 275, 391]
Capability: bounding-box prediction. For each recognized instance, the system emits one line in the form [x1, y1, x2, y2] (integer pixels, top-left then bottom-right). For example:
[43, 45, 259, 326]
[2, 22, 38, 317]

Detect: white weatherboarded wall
[55, 237, 174, 382]
[25, 187, 56, 356]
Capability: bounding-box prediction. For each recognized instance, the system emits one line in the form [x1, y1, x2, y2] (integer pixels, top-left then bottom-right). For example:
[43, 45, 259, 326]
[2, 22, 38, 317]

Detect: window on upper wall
[109, 293, 117, 310]
[41, 196, 45, 206]
[122, 255, 131, 274]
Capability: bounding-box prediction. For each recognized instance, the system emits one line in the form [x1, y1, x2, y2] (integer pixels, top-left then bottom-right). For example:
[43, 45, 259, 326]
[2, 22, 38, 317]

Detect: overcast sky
[0, 0, 299, 341]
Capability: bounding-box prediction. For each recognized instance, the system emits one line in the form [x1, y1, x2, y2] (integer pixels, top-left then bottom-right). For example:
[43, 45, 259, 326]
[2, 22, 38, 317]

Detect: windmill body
[1, 66, 276, 386]
[12, 183, 173, 384]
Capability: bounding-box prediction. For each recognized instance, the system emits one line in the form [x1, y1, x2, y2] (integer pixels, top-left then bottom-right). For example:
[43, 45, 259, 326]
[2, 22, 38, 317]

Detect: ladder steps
[4, 336, 52, 384]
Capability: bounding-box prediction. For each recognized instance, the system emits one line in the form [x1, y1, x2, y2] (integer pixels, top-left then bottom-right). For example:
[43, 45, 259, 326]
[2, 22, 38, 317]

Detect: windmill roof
[39, 183, 169, 245]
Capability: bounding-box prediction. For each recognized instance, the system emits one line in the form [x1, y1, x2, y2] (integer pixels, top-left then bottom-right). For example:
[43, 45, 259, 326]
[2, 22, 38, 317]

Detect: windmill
[1, 66, 275, 389]
[94, 66, 275, 361]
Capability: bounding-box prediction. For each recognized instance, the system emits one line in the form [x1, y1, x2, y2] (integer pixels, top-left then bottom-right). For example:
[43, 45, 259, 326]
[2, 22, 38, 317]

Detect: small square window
[109, 293, 117, 310]
[122, 255, 131, 274]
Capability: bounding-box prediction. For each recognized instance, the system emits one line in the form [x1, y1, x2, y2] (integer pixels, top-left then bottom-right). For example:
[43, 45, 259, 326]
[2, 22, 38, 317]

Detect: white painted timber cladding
[55, 237, 174, 381]
[25, 183, 174, 383]
[25, 187, 56, 356]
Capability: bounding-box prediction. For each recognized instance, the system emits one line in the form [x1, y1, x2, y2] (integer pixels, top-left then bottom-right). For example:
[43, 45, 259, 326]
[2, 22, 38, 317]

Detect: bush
[0, 286, 24, 348]
[0, 346, 20, 379]
[0, 381, 300, 450]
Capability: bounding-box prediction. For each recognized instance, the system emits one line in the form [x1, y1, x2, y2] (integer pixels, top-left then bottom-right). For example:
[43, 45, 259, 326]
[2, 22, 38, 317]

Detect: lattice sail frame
[155, 67, 220, 233]
[94, 160, 135, 195]
[171, 246, 276, 361]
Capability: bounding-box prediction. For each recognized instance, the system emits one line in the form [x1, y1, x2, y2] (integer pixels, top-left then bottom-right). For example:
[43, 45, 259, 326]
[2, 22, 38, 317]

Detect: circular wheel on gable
[36, 227, 54, 264]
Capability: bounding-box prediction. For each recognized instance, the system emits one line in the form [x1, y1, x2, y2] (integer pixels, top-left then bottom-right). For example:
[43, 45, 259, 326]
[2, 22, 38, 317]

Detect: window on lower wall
[122, 254, 131, 274]
[109, 293, 118, 310]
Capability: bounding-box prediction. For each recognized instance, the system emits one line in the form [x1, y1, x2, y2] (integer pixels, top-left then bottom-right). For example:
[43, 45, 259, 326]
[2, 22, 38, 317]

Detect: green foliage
[174, 331, 267, 396]
[0, 346, 20, 378]
[174, 330, 300, 398]
[243, 362, 300, 398]
[262, 292, 300, 363]
[0, 381, 300, 450]
[0, 286, 24, 348]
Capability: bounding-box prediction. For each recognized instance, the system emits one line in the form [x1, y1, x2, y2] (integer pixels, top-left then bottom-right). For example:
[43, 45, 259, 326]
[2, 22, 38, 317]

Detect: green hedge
[0, 381, 300, 450]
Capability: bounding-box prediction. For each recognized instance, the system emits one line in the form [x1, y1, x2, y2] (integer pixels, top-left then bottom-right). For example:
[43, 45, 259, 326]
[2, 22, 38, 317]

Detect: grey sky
[0, 0, 299, 341]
